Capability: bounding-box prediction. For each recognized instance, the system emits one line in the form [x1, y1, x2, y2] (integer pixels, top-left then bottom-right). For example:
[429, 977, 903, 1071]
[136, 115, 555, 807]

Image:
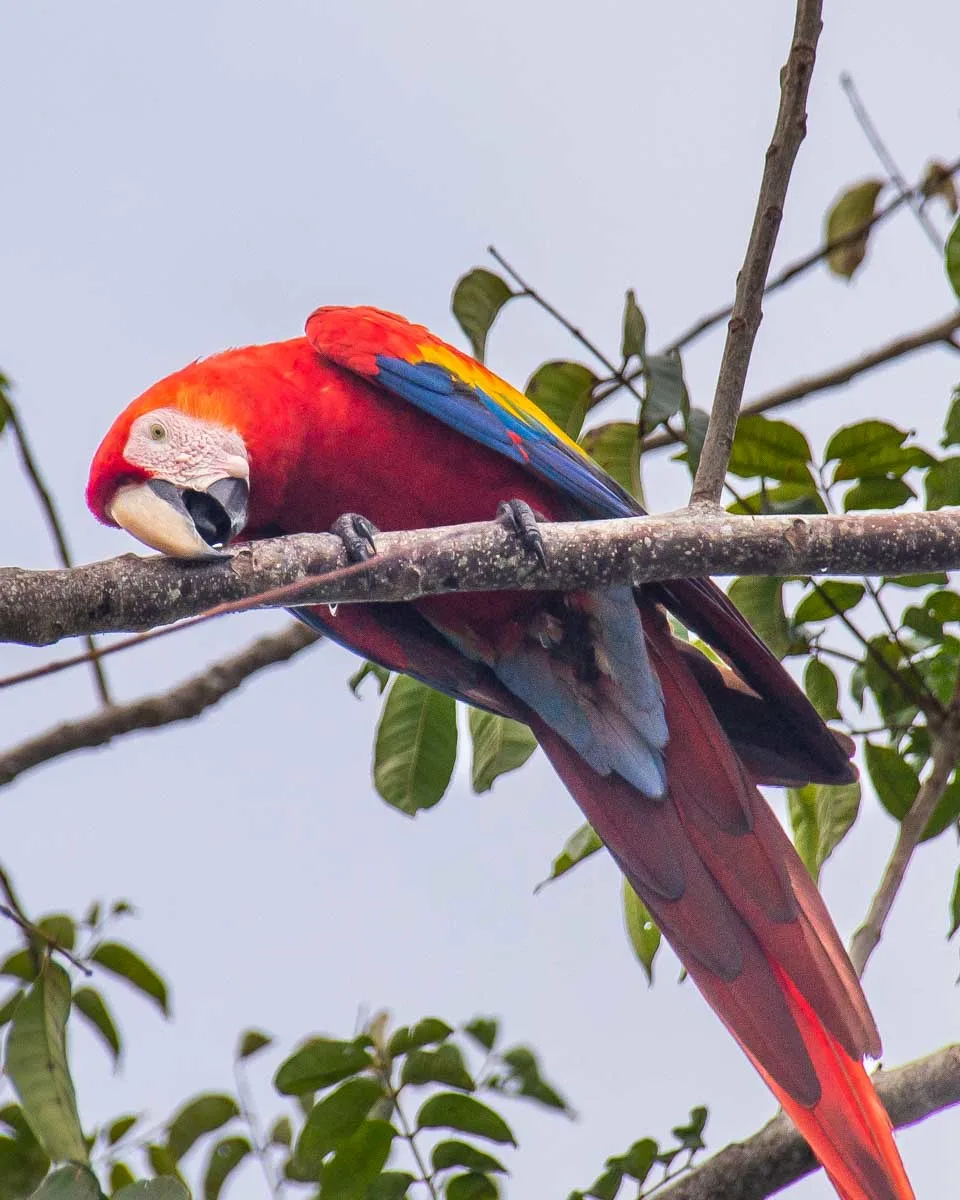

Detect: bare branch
[5, 400, 113, 705]
[4, 509, 960, 647]
[643, 310, 960, 452]
[0, 623, 319, 787]
[659, 1043, 960, 1200]
[692, 1, 823, 504]
[849, 698, 960, 976]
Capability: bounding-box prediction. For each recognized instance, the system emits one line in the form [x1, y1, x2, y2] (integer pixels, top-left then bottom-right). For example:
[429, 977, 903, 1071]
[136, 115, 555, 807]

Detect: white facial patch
[123, 408, 249, 490]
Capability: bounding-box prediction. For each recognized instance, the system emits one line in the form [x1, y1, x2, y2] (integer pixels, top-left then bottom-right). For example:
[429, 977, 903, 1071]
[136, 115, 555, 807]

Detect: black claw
[497, 499, 547, 567]
[331, 513, 379, 564]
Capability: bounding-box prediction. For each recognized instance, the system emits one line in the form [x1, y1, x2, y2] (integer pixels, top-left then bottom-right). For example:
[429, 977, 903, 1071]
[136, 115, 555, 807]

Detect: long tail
[529, 610, 913, 1200]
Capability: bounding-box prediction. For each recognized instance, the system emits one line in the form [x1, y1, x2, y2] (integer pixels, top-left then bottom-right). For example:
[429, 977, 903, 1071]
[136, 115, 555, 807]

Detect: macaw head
[87, 365, 253, 560]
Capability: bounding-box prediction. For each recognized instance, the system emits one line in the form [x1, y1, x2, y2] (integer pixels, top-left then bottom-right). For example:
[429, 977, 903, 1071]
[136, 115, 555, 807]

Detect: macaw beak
[108, 477, 249, 559]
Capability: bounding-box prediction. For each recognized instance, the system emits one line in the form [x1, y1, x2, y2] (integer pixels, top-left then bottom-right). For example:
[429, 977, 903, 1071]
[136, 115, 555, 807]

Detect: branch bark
[0, 623, 319, 787]
[660, 1043, 960, 1200]
[5, 509, 960, 647]
[642, 310, 960, 453]
[691, 1, 823, 505]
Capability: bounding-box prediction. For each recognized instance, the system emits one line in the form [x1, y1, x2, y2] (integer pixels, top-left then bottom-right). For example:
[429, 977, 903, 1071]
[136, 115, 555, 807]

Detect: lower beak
[108, 477, 249, 559]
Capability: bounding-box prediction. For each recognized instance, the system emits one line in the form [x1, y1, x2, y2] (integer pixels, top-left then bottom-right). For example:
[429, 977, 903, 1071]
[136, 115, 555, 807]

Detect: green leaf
[727, 576, 791, 658]
[146, 1142, 185, 1181]
[275, 1038, 373, 1095]
[202, 1136, 250, 1200]
[445, 1174, 499, 1200]
[5, 962, 87, 1164]
[620, 291, 647, 363]
[416, 1094, 515, 1146]
[268, 1117, 292, 1148]
[579, 423, 641, 499]
[348, 662, 390, 696]
[793, 581, 865, 624]
[0, 989, 24, 1028]
[943, 387, 960, 449]
[525, 361, 597, 439]
[535, 823, 603, 891]
[726, 480, 825, 517]
[468, 710, 537, 794]
[497, 1046, 570, 1112]
[167, 1094, 239, 1162]
[642, 352, 687, 431]
[107, 1115, 139, 1146]
[401, 1044, 474, 1092]
[728, 415, 813, 484]
[387, 1018, 453, 1057]
[612, 1138, 658, 1184]
[110, 1162, 136, 1193]
[925, 457, 960, 510]
[35, 917, 75, 954]
[842, 477, 914, 512]
[671, 1106, 709, 1152]
[26, 1165, 100, 1200]
[824, 179, 884, 278]
[585, 1165, 622, 1200]
[114, 1181, 190, 1200]
[826, 420, 932, 480]
[622, 882, 661, 984]
[882, 572, 948, 589]
[374, 676, 458, 815]
[462, 1018, 498, 1053]
[319, 1120, 394, 1199]
[920, 774, 960, 842]
[452, 269, 514, 362]
[368, 1173, 416, 1200]
[804, 659, 841, 721]
[90, 943, 169, 1017]
[949, 867, 960, 938]
[865, 742, 920, 821]
[431, 1141, 506, 1175]
[296, 1078, 382, 1173]
[946, 214, 960, 300]
[236, 1030, 272, 1061]
[1, 950, 38, 983]
[787, 782, 861, 882]
[0, 1120, 49, 1198]
[73, 988, 121, 1067]
[681, 408, 710, 476]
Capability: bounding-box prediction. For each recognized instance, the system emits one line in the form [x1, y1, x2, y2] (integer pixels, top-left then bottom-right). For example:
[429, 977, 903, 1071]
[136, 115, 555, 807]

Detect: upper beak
[108, 477, 249, 559]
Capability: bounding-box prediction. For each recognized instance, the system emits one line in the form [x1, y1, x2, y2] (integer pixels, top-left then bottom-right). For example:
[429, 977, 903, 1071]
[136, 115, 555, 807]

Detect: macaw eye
[148, 421, 167, 442]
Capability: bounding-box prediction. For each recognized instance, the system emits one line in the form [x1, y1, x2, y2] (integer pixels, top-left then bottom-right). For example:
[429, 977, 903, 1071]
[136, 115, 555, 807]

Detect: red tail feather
[529, 606, 913, 1200]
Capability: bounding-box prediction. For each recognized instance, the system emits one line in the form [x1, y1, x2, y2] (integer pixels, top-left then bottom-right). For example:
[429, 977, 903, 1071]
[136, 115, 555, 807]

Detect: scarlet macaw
[87, 306, 913, 1200]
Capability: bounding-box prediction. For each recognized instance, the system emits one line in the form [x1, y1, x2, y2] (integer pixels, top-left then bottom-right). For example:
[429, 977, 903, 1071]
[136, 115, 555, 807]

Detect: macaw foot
[330, 512, 379, 564]
[497, 499, 547, 567]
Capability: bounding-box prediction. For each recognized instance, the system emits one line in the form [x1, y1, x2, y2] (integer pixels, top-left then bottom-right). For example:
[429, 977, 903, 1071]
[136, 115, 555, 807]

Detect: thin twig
[640, 309, 960, 452]
[0, 863, 92, 976]
[486, 246, 647, 408]
[839, 72, 944, 253]
[5, 402, 112, 706]
[594, 156, 960, 406]
[691, 1, 823, 505]
[234, 1058, 282, 1200]
[0, 624, 320, 788]
[849, 681, 960, 976]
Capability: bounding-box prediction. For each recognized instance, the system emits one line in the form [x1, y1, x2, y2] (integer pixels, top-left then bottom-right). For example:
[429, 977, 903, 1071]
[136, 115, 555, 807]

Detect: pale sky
[1, 2, 959, 1197]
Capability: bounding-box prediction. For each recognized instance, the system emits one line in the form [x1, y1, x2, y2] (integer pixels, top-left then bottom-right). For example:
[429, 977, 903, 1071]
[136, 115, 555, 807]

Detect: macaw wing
[305, 305, 855, 786]
[305, 305, 639, 519]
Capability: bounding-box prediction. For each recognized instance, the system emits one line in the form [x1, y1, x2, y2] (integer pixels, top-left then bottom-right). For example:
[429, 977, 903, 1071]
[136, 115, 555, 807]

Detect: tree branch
[0, 623, 319, 787]
[849, 688, 960, 976]
[4, 509, 960, 647]
[642, 310, 960, 452]
[659, 1043, 960, 1200]
[691, 0, 823, 505]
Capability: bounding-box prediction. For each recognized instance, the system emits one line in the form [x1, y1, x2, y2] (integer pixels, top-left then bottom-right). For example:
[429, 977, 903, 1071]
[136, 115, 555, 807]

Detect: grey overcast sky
[1, 2, 959, 1196]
